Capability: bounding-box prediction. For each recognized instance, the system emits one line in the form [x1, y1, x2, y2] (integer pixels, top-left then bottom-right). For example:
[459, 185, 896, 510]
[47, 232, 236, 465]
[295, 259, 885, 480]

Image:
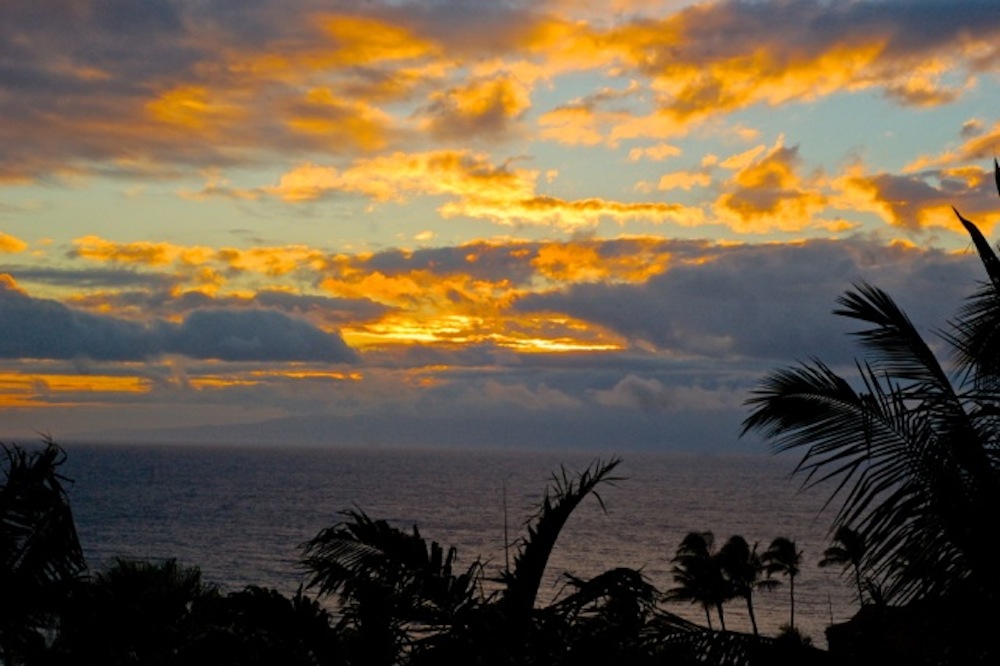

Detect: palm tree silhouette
[717, 535, 764, 636]
[761, 536, 802, 630]
[0, 439, 86, 664]
[743, 165, 1000, 608]
[818, 526, 867, 608]
[666, 531, 728, 631]
[302, 456, 623, 664]
[301, 508, 482, 665]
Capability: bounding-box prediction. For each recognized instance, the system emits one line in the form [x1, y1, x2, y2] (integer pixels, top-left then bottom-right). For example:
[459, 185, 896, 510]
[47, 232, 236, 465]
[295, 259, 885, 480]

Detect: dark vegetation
[3, 164, 1000, 664]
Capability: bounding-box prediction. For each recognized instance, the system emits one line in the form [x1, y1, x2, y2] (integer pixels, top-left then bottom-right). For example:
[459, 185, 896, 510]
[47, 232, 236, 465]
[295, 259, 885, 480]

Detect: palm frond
[500, 457, 623, 621]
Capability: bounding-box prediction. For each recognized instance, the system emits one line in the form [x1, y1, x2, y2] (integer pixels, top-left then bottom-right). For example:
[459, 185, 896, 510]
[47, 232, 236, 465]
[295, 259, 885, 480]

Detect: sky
[2, 0, 1000, 452]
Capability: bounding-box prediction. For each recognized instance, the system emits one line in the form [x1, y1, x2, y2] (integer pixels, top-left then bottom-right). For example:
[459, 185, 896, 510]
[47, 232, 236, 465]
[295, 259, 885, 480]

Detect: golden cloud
[146, 86, 245, 132]
[266, 150, 537, 203]
[73, 236, 215, 266]
[628, 143, 683, 162]
[0, 232, 27, 253]
[531, 239, 671, 283]
[256, 148, 712, 231]
[832, 164, 1000, 233]
[657, 170, 711, 191]
[713, 138, 828, 233]
[285, 89, 394, 151]
[422, 74, 532, 139]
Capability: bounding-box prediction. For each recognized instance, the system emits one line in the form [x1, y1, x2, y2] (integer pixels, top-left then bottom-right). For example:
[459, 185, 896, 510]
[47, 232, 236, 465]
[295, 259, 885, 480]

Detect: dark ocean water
[61, 443, 857, 647]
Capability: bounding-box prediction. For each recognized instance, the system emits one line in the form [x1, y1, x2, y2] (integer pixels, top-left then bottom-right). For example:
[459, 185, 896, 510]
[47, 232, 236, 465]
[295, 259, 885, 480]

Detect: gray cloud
[166, 308, 357, 362]
[515, 236, 984, 364]
[0, 265, 177, 290]
[0, 278, 358, 362]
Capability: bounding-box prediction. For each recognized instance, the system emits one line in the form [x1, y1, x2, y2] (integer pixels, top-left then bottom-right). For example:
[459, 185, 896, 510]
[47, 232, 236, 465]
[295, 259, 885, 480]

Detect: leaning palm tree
[761, 536, 802, 630]
[818, 526, 867, 608]
[742, 182, 1000, 606]
[498, 458, 623, 635]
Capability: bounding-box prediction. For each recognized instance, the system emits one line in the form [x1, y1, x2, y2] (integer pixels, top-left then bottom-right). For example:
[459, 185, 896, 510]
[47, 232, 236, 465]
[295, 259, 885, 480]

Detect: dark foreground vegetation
[4, 166, 1000, 665]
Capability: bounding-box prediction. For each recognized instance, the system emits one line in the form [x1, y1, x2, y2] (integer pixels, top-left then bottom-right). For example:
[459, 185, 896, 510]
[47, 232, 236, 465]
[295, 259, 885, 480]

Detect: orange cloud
[72, 236, 215, 266]
[443, 194, 704, 231]
[656, 170, 712, 191]
[0, 371, 150, 408]
[422, 74, 532, 140]
[285, 89, 394, 151]
[215, 246, 329, 276]
[531, 239, 671, 283]
[906, 120, 1000, 172]
[713, 138, 828, 233]
[255, 151, 710, 231]
[0, 232, 27, 253]
[833, 164, 1000, 233]
[146, 86, 245, 132]
[265, 150, 537, 203]
[537, 105, 618, 146]
[628, 143, 682, 162]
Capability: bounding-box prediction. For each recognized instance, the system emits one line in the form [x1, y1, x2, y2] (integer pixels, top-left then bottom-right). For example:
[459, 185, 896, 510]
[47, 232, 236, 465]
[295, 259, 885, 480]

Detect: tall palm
[761, 537, 802, 630]
[666, 531, 728, 631]
[717, 535, 764, 636]
[742, 203, 1000, 604]
[818, 526, 867, 608]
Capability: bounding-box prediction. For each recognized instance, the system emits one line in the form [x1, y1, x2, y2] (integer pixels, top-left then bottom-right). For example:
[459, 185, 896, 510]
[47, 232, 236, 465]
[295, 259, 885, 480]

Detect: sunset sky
[3, 0, 1000, 451]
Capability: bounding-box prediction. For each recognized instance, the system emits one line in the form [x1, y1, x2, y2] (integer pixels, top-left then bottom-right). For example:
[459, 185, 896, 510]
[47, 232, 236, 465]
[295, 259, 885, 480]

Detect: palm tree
[302, 457, 623, 665]
[0, 438, 86, 664]
[818, 526, 867, 608]
[54, 558, 218, 664]
[742, 176, 1000, 606]
[761, 536, 802, 630]
[717, 535, 764, 636]
[666, 531, 728, 631]
[301, 508, 483, 666]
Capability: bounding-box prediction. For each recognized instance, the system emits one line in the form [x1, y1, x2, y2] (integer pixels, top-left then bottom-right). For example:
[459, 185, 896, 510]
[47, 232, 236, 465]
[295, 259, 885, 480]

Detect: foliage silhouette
[2, 442, 837, 665]
[51, 557, 218, 665]
[743, 162, 1000, 662]
[301, 507, 483, 665]
[818, 526, 867, 608]
[717, 535, 766, 636]
[761, 536, 802, 630]
[665, 531, 728, 630]
[0, 438, 86, 664]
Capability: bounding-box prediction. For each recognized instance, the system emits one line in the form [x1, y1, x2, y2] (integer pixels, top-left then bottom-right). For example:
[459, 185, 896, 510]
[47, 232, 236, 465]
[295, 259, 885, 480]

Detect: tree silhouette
[761, 536, 802, 630]
[499, 458, 622, 615]
[717, 535, 765, 636]
[0, 439, 86, 664]
[743, 162, 1000, 661]
[301, 508, 482, 665]
[818, 526, 867, 608]
[53, 557, 217, 665]
[666, 531, 728, 631]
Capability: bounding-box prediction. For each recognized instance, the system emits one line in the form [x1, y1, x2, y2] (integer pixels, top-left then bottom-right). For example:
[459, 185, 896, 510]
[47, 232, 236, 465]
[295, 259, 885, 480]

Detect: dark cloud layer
[0, 277, 358, 362]
[515, 236, 985, 364]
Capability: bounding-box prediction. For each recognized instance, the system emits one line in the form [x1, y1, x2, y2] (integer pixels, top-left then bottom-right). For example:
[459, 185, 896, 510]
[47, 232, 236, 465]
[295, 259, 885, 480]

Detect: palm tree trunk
[745, 596, 758, 636]
[789, 574, 795, 629]
[703, 604, 714, 630]
[716, 603, 726, 632]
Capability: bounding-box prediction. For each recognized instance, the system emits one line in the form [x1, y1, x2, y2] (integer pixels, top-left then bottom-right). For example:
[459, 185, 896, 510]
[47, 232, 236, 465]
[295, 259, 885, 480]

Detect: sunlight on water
[63, 443, 856, 648]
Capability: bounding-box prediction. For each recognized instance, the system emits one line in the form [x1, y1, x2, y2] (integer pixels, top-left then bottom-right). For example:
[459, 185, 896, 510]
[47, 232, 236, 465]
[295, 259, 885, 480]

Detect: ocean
[60, 443, 857, 648]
